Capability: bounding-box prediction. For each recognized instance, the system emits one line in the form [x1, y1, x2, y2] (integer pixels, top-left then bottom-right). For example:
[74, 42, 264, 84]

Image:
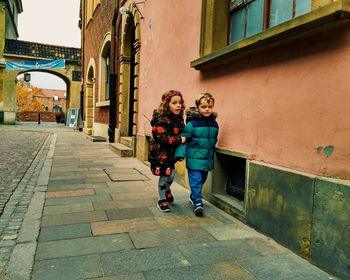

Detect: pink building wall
[128, 0, 350, 180]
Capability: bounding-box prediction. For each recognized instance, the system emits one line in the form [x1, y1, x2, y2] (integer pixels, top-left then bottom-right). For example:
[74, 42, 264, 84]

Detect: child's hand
[181, 137, 186, 143]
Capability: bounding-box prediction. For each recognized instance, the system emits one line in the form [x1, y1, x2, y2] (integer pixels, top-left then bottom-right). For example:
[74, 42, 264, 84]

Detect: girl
[148, 90, 186, 212]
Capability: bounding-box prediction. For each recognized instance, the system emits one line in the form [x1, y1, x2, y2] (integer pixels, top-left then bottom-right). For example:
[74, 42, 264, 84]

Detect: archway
[118, 5, 141, 137]
[16, 71, 69, 123]
[84, 63, 95, 135]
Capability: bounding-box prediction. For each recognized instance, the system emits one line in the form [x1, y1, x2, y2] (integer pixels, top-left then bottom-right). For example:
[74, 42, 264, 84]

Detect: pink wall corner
[134, 0, 350, 179]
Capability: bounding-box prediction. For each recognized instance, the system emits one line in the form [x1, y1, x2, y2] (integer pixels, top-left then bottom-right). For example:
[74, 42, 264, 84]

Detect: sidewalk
[6, 128, 336, 280]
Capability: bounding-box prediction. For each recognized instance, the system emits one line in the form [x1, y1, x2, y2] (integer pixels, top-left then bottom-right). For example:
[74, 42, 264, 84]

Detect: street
[0, 124, 337, 280]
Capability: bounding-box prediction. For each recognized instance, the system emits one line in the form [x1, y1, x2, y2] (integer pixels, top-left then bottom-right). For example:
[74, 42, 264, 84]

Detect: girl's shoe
[157, 199, 171, 212]
[165, 190, 174, 203]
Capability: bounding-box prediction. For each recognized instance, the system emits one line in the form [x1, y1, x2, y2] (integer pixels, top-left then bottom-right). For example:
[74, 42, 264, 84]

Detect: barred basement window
[229, 0, 312, 44]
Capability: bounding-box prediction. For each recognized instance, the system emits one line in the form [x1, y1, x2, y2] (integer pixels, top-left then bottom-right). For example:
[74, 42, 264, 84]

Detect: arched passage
[119, 5, 141, 137]
[16, 71, 69, 121]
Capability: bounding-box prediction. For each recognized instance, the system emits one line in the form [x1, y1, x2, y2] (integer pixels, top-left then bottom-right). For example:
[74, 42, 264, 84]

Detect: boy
[175, 93, 219, 215]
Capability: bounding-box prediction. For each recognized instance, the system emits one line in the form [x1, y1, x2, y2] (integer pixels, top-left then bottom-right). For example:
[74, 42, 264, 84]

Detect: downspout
[108, 0, 120, 143]
[79, 0, 85, 127]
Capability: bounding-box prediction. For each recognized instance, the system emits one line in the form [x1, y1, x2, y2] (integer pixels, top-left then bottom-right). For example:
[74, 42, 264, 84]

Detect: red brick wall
[17, 111, 62, 122]
[83, 1, 116, 125]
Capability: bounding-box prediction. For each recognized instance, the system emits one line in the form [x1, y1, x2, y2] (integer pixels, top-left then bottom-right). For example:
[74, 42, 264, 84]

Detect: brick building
[34, 89, 66, 113]
[80, 0, 118, 138]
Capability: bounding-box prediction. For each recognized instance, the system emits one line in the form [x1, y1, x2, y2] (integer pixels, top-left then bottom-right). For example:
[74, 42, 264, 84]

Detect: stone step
[119, 136, 134, 149]
[86, 135, 106, 142]
[109, 143, 133, 157]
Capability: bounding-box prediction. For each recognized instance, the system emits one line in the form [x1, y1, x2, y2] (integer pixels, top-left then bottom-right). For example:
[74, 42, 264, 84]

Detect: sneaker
[189, 197, 195, 206]
[165, 190, 174, 203]
[157, 199, 171, 212]
[193, 202, 203, 215]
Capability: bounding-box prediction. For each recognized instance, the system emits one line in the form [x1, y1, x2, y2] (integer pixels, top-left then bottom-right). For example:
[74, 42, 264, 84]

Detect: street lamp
[24, 72, 31, 82]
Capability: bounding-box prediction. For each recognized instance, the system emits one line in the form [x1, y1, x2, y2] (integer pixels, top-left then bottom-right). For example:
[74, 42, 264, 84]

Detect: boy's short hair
[195, 93, 215, 107]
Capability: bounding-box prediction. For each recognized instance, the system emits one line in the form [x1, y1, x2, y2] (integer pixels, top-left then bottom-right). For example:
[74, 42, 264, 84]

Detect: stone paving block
[85, 172, 110, 178]
[85, 274, 145, 280]
[236, 254, 334, 280]
[177, 239, 265, 266]
[31, 254, 102, 280]
[204, 224, 263, 240]
[46, 188, 95, 198]
[154, 214, 223, 228]
[129, 227, 216, 249]
[45, 193, 112, 206]
[111, 192, 157, 201]
[48, 174, 86, 180]
[38, 223, 92, 242]
[48, 178, 85, 186]
[85, 177, 112, 183]
[106, 207, 154, 220]
[41, 210, 108, 227]
[36, 233, 134, 260]
[109, 174, 149, 181]
[106, 181, 148, 188]
[244, 237, 292, 257]
[95, 185, 145, 194]
[143, 262, 256, 280]
[47, 183, 107, 191]
[93, 198, 156, 210]
[91, 217, 159, 235]
[100, 247, 190, 276]
[43, 202, 94, 215]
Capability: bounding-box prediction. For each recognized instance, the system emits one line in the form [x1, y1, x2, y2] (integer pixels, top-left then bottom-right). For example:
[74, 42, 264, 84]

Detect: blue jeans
[188, 170, 208, 204]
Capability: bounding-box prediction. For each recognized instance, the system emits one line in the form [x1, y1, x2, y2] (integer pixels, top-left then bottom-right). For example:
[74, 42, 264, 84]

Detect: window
[53, 96, 59, 101]
[53, 105, 62, 113]
[229, 0, 312, 44]
[99, 37, 111, 102]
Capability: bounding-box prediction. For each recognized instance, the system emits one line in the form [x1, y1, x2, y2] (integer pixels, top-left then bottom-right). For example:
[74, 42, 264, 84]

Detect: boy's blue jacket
[175, 108, 219, 171]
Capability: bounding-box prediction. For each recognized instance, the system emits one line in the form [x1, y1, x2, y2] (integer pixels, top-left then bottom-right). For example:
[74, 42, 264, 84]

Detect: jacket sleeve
[174, 122, 194, 159]
[175, 143, 186, 159]
[152, 118, 182, 146]
[181, 122, 194, 139]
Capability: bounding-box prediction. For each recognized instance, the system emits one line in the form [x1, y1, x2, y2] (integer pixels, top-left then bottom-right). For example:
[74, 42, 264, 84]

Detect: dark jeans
[188, 170, 208, 204]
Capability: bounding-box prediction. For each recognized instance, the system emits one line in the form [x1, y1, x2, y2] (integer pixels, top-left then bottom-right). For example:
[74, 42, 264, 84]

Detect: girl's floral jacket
[148, 110, 184, 175]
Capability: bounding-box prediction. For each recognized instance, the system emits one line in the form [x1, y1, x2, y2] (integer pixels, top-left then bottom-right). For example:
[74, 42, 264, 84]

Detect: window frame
[193, 0, 350, 70]
[229, 0, 312, 44]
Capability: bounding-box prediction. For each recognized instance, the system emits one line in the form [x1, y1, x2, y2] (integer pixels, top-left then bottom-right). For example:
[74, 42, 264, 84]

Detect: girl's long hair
[156, 90, 185, 116]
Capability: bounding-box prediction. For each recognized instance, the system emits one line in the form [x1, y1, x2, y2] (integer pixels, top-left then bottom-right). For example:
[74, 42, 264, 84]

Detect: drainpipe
[79, 0, 85, 128]
[108, 1, 120, 143]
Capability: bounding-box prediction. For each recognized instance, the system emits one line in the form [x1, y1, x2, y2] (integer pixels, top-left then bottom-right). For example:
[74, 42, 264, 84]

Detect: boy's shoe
[165, 190, 174, 203]
[189, 197, 195, 206]
[193, 202, 203, 215]
[157, 199, 171, 212]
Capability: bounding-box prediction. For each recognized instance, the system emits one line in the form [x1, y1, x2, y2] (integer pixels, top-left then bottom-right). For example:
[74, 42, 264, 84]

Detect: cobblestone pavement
[0, 129, 48, 214]
[0, 123, 67, 278]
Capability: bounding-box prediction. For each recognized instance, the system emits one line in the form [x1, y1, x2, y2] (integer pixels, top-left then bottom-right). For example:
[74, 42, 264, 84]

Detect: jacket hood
[186, 107, 217, 121]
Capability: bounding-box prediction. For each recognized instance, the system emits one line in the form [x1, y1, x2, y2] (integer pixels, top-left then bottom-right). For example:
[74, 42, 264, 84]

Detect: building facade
[36, 89, 67, 113]
[81, 1, 350, 278]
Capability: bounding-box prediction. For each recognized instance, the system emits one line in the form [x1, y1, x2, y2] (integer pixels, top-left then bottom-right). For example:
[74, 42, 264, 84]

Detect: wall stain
[315, 145, 334, 157]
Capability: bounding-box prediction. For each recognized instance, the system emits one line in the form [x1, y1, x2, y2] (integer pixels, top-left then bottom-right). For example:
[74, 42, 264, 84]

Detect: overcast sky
[17, 0, 81, 90]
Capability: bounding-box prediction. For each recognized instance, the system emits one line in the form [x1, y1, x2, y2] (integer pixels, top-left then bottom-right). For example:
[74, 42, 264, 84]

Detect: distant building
[34, 89, 66, 113]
